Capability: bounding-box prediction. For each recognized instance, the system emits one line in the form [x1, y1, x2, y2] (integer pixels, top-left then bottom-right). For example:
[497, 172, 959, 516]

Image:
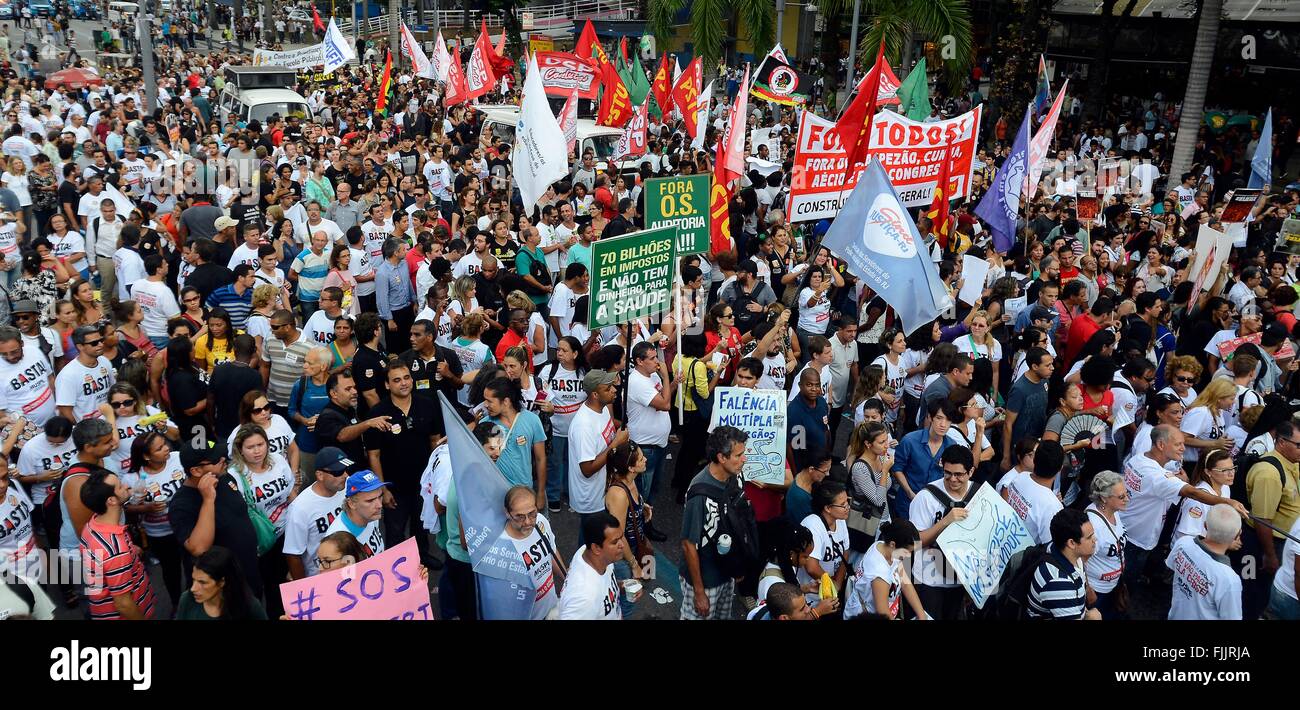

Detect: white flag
[322, 19, 356, 74]
[432, 30, 451, 83]
[691, 80, 712, 151]
[558, 88, 579, 156]
[400, 22, 435, 80]
[513, 53, 570, 209]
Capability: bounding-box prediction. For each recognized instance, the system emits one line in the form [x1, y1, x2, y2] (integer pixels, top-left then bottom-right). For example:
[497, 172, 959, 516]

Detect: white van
[107, 1, 139, 22]
[476, 105, 623, 170]
[219, 67, 314, 128]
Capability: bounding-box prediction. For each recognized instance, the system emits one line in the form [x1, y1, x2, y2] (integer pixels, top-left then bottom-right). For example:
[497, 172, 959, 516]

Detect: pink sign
[280, 537, 434, 620]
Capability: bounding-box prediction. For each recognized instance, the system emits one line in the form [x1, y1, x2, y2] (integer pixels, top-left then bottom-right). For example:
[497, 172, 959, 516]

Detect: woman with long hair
[704, 301, 742, 382]
[955, 309, 1003, 395]
[451, 312, 495, 405]
[164, 335, 208, 445]
[176, 546, 268, 620]
[244, 283, 278, 358]
[68, 277, 103, 327]
[797, 479, 851, 607]
[122, 430, 187, 605]
[537, 335, 588, 512]
[1176, 449, 1237, 543]
[230, 423, 298, 615]
[1127, 392, 1186, 469]
[501, 345, 550, 413]
[443, 274, 479, 346]
[870, 328, 908, 428]
[46, 212, 88, 279]
[899, 321, 940, 434]
[756, 520, 839, 616]
[507, 290, 549, 370]
[844, 519, 927, 620]
[322, 245, 358, 317]
[112, 299, 159, 362]
[103, 382, 177, 474]
[605, 442, 651, 618]
[178, 286, 207, 332]
[227, 390, 300, 474]
[1180, 378, 1236, 470]
[27, 153, 58, 239]
[10, 248, 66, 321]
[844, 421, 894, 552]
[191, 307, 234, 374]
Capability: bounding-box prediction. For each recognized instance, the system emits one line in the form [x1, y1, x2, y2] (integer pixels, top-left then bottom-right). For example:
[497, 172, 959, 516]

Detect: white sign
[707, 387, 787, 485]
[958, 254, 990, 306]
[253, 44, 326, 69]
[935, 483, 1034, 608]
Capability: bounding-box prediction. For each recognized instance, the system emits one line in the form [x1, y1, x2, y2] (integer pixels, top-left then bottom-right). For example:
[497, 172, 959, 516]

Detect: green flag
[623, 52, 652, 107]
[896, 57, 931, 121]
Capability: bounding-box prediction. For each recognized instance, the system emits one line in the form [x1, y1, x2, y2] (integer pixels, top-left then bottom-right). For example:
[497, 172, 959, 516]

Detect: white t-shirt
[419, 443, 452, 535]
[548, 281, 579, 343]
[567, 403, 616, 514]
[1123, 454, 1189, 551]
[908, 485, 969, 589]
[112, 247, 147, 301]
[557, 549, 622, 620]
[1084, 505, 1127, 594]
[119, 451, 187, 537]
[325, 511, 386, 557]
[54, 355, 115, 421]
[758, 351, 789, 392]
[1180, 406, 1225, 463]
[232, 454, 297, 536]
[282, 485, 346, 577]
[1175, 481, 1229, 541]
[844, 542, 904, 619]
[955, 334, 1003, 363]
[488, 515, 561, 620]
[15, 433, 76, 505]
[1165, 535, 1242, 620]
[788, 362, 832, 404]
[797, 513, 850, 600]
[0, 483, 38, 578]
[0, 346, 56, 425]
[541, 363, 585, 437]
[130, 278, 181, 338]
[626, 369, 670, 447]
[226, 415, 295, 462]
[1003, 472, 1063, 546]
[301, 309, 340, 346]
[796, 287, 831, 332]
[48, 231, 89, 274]
[227, 243, 262, 271]
[105, 407, 171, 475]
[452, 251, 483, 279]
[361, 218, 393, 263]
[347, 246, 376, 298]
[1273, 519, 1300, 602]
[871, 354, 907, 421]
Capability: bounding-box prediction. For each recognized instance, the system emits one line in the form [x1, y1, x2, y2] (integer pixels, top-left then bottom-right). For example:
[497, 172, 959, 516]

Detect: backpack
[979, 543, 1051, 620]
[684, 475, 761, 579]
[1231, 450, 1285, 505]
[40, 461, 96, 549]
[921, 483, 978, 518]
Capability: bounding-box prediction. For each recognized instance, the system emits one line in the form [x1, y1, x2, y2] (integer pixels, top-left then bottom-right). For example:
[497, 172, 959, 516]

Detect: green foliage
[646, 0, 774, 70]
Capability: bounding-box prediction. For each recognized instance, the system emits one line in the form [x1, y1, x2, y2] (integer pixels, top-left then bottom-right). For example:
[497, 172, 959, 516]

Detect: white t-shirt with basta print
[557, 547, 622, 620]
[283, 485, 346, 578]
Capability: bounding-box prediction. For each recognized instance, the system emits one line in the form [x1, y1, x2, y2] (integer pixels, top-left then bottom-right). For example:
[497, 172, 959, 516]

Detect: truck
[218, 66, 314, 129]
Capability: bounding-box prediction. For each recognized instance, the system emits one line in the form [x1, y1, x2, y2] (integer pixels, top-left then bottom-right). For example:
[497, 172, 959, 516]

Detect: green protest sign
[644, 174, 710, 255]
[588, 226, 677, 329]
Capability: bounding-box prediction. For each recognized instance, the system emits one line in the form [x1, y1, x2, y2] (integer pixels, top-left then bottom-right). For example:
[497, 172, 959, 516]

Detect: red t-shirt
[80, 515, 158, 620]
[1078, 383, 1115, 419]
[744, 480, 785, 522]
[495, 328, 533, 368]
[1064, 312, 1102, 366]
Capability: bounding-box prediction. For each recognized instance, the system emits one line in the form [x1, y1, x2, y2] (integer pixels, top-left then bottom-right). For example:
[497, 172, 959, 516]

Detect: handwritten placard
[279, 538, 433, 620]
[936, 483, 1033, 608]
[707, 387, 787, 485]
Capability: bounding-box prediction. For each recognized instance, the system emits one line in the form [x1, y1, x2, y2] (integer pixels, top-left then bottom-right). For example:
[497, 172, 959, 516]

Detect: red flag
[576, 20, 607, 64]
[832, 41, 886, 184]
[926, 145, 953, 249]
[717, 64, 750, 184]
[444, 43, 470, 106]
[651, 53, 674, 118]
[619, 36, 628, 65]
[311, 5, 325, 33]
[670, 57, 703, 139]
[709, 174, 732, 257]
[596, 59, 633, 128]
[488, 25, 515, 77]
[374, 50, 393, 115]
[466, 21, 499, 100]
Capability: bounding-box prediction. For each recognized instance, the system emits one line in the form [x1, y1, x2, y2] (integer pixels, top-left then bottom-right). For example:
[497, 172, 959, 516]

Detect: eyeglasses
[183, 296, 201, 303]
[1283, 439, 1300, 447]
[271, 322, 292, 330]
[1210, 466, 1236, 474]
[1174, 376, 1196, 383]
[1107, 491, 1131, 500]
[721, 312, 735, 318]
[111, 398, 136, 408]
[81, 338, 103, 347]
[314, 556, 344, 568]
[827, 502, 850, 510]
[509, 510, 539, 522]
[943, 470, 971, 478]
[12, 313, 34, 320]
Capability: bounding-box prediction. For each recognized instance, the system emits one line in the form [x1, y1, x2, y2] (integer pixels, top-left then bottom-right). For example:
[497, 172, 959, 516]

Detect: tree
[1083, 0, 1139, 121]
[646, 0, 774, 73]
[848, 0, 973, 89]
[1170, 0, 1222, 181]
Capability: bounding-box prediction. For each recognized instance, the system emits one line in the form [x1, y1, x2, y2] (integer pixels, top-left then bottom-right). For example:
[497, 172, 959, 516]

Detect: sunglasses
[82, 338, 104, 346]
[111, 398, 136, 408]
[252, 404, 273, 414]
[1174, 376, 1195, 383]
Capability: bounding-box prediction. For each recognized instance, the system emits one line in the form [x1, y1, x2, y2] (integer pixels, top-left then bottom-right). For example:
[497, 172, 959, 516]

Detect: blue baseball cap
[345, 470, 390, 496]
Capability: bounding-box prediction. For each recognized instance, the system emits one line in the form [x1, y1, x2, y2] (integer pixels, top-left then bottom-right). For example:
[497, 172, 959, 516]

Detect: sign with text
[535, 51, 600, 100]
[1187, 226, 1234, 306]
[707, 387, 787, 485]
[1220, 189, 1262, 224]
[279, 538, 433, 620]
[1217, 332, 1261, 360]
[936, 483, 1033, 609]
[253, 44, 326, 69]
[786, 106, 981, 222]
[644, 175, 710, 255]
[589, 226, 677, 329]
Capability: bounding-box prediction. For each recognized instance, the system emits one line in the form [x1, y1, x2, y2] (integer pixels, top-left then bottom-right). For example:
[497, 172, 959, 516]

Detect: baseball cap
[582, 369, 618, 393]
[214, 215, 238, 230]
[10, 299, 39, 314]
[315, 447, 354, 474]
[1029, 305, 1055, 323]
[345, 470, 390, 496]
[180, 443, 224, 471]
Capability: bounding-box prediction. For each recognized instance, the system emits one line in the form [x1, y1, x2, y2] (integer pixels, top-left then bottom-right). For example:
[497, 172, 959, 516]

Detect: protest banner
[588, 226, 677, 329]
[279, 538, 433, 620]
[787, 106, 981, 222]
[1217, 333, 1262, 360]
[1277, 218, 1300, 256]
[750, 126, 780, 157]
[1075, 189, 1099, 222]
[535, 52, 601, 100]
[253, 44, 326, 69]
[644, 175, 710, 255]
[1186, 226, 1234, 306]
[936, 483, 1033, 608]
[1220, 188, 1262, 224]
[707, 387, 787, 485]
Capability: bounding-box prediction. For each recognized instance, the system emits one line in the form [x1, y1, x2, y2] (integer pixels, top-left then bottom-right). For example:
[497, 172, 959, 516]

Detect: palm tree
[841, 0, 973, 89]
[646, 0, 774, 73]
[1169, 0, 1221, 181]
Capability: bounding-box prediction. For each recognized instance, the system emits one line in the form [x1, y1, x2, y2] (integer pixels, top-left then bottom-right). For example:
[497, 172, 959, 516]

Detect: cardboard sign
[279, 538, 433, 620]
[787, 106, 981, 222]
[936, 483, 1034, 609]
[707, 387, 787, 485]
[588, 226, 677, 328]
[1217, 333, 1261, 360]
[643, 174, 710, 256]
[1186, 226, 1234, 306]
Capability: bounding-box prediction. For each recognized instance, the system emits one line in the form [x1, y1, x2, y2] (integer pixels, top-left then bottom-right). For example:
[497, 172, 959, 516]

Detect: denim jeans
[545, 435, 568, 505]
[611, 559, 636, 618]
[1267, 585, 1300, 620]
[636, 444, 668, 507]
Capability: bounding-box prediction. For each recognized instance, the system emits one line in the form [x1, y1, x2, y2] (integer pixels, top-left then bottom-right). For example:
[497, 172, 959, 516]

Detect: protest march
[2, 0, 1300, 636]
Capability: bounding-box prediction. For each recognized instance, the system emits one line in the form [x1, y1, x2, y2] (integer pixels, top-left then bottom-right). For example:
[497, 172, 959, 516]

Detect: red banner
[535, 52, 601, 99]
[786, 106, 982, 222]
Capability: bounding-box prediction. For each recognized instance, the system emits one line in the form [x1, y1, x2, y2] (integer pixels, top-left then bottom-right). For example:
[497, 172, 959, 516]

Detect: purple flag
[975, 107, 1033, 254]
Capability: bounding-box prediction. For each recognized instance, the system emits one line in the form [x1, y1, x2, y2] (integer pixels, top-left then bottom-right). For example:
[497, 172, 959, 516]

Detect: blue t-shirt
[785, 484, 813, 526]
[787, 394, 829, 459]
[485, 409, 546, 488]
[288, 378, 331, 453]
[890, 429, 952, 519]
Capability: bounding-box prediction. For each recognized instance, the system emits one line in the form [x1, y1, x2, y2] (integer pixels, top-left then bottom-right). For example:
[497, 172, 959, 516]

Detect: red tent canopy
[44, 68, 105, 90]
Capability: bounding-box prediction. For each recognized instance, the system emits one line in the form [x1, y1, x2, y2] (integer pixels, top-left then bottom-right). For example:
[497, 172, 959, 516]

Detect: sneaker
[548, 501, 562, 513]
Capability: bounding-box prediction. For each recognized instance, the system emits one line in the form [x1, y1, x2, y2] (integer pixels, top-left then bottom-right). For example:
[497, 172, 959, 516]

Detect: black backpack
[684, 476, 761, 579]
[1231, 450, 1285, 505]
[978, 543, 1051, 620]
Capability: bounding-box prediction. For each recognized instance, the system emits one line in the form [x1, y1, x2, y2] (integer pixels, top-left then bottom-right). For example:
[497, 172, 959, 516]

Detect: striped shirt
[1026, 548, 1087, 620]
[205, 282, 254, 329]
[263, 331, 316, 406]
[79, 515, 157, 620]
[291, 248, 330, 303]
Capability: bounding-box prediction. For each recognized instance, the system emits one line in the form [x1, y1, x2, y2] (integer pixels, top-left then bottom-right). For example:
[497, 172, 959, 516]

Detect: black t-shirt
[58, 180, 80, 217]
[398, 149, 419, 176]
[166, 368, 209, 443]
[284, 125, 304, 142]
[314, 401, 365, 466]
[351, 345, 387, 418]
[489, 238, 519, 272]
[363, 397, 435, 494]
[168, 474, 261, 590]
[400, 346, 463, 410]
[209, 362, 263, 441]
[186, 263, 235, 302]
[212, 238, 235, 270]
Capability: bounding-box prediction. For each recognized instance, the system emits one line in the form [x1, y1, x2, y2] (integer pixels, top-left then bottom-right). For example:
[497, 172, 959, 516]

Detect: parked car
[0, 5, 14, 19]
[29, 0, 55, 16]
